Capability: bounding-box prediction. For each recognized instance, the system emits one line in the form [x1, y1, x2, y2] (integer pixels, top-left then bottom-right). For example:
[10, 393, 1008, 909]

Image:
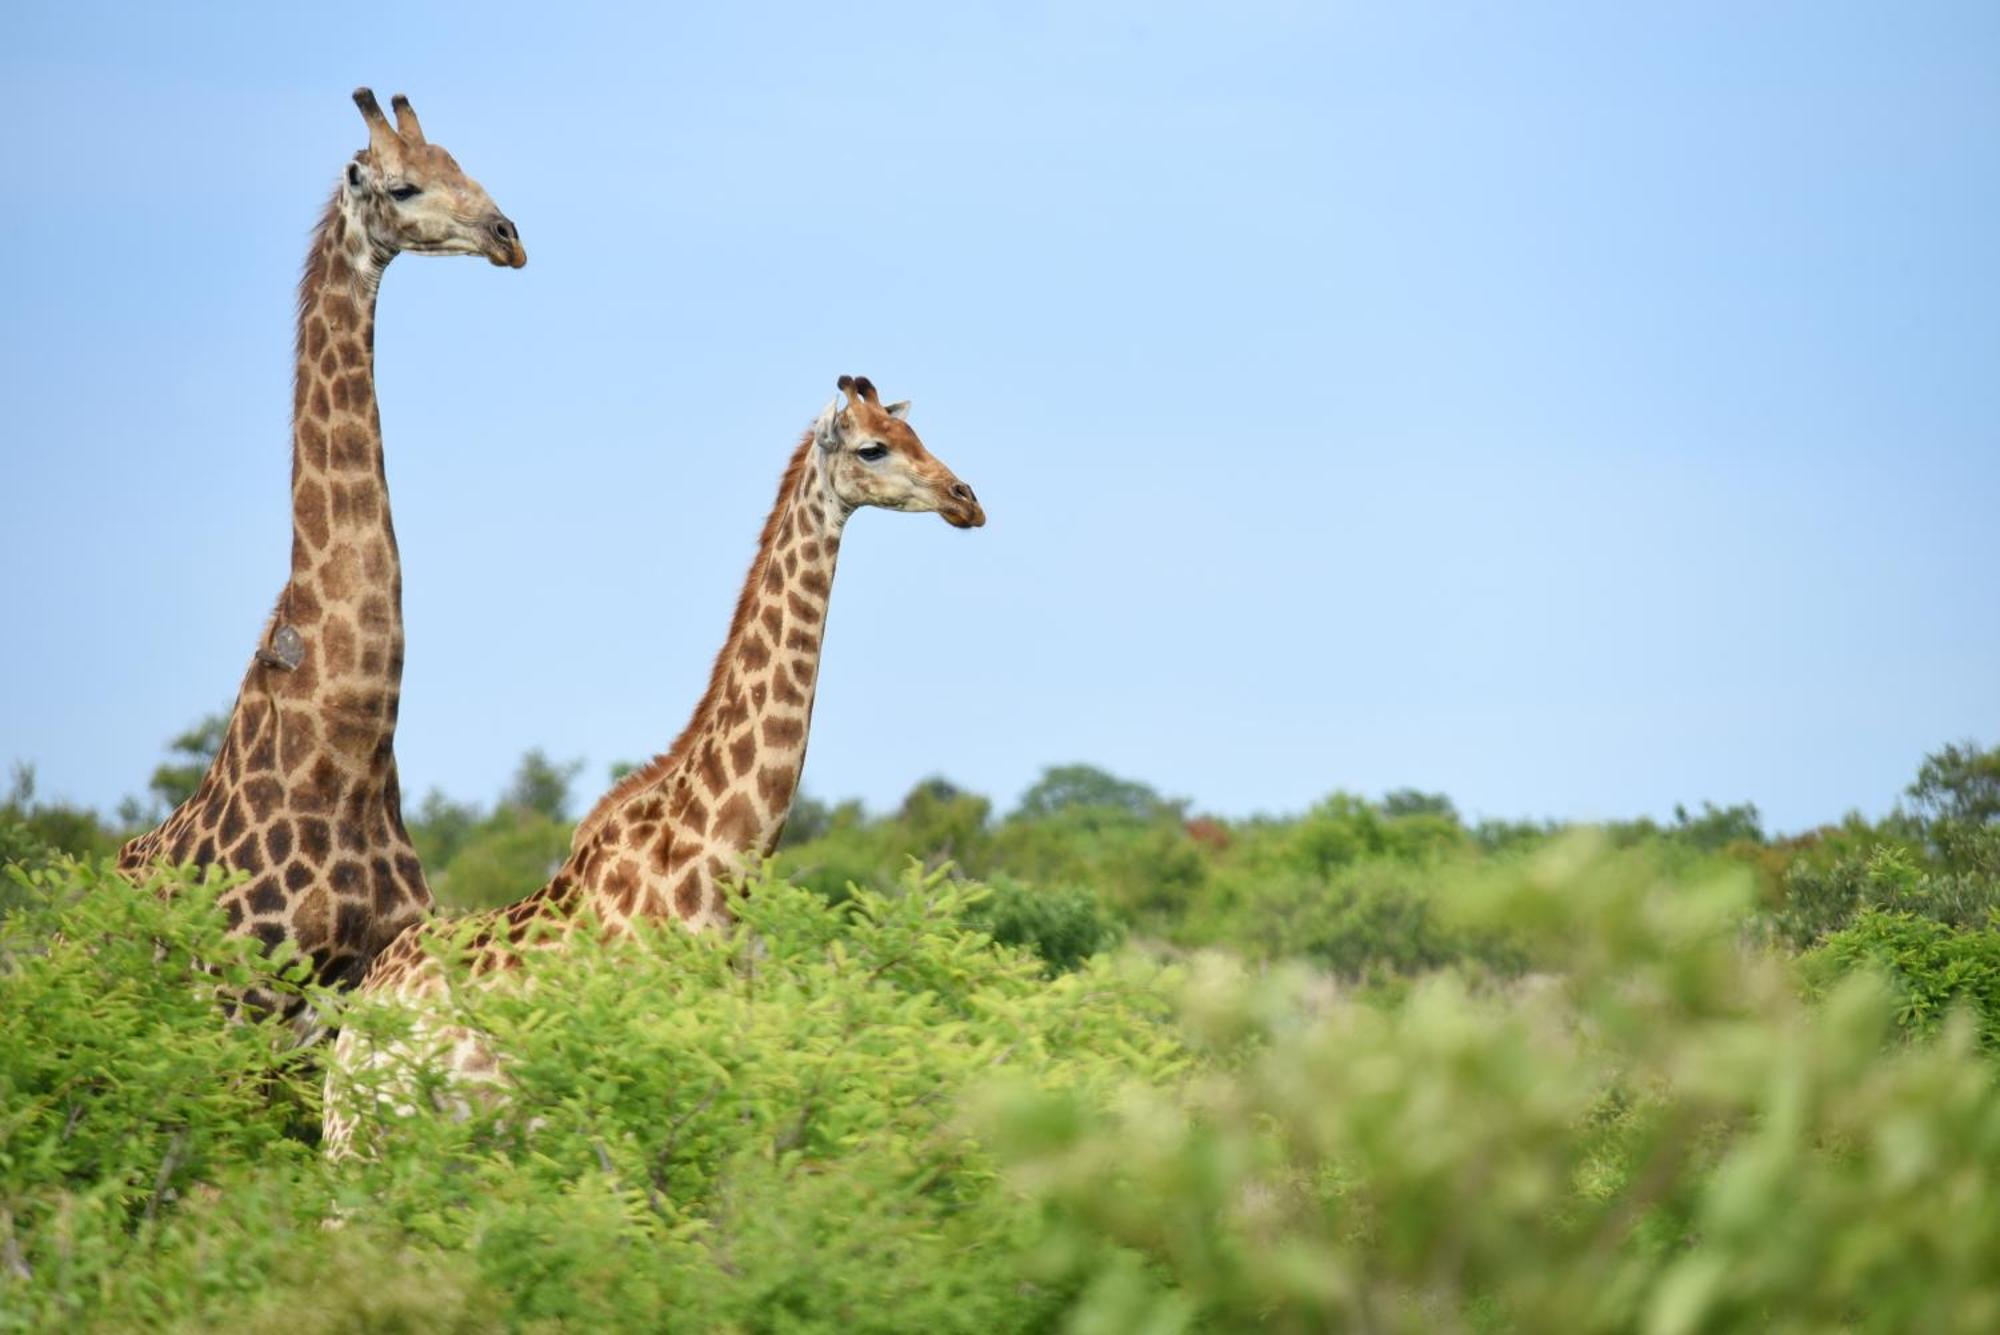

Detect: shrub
[1772, 844, 2000, 949]
[1908, 741, 2000, 875]
[0, 765, 124, 884]
[428, 807, 574, 911]
[957, 875, 1124, 975]
[313, 866, 1186, 1332]
[1804, 911, 2000, 1047]
[773, 819, 910, 905]
[0, 857, 320, 1330]
[1185, 857, 1520, 981]
[980, 839, 2000, 1332]
[990, 811, 1208, 927]
[1284, 791, 1468, 877]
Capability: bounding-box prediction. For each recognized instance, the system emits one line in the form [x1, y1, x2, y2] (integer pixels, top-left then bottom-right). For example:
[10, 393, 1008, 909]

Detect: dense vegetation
[4, 731, 1999, 1329]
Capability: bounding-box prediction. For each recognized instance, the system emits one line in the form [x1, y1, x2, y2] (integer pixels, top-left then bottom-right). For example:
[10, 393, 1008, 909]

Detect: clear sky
[2, 2, 1995, 833]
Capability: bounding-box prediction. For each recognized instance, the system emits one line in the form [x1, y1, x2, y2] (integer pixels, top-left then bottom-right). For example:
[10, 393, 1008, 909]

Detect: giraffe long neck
[684, 440, 845, 854]
[117, 181, 433, 990]
[272, 190, 404, 762]
[566, 437, 845, 918]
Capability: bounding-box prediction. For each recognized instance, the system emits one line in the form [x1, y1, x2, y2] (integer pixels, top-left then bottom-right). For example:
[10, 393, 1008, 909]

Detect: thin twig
[141, 1130, 188, 1223]
[0, 1208, 31, 1282]
[648, 1082, 723, 1216]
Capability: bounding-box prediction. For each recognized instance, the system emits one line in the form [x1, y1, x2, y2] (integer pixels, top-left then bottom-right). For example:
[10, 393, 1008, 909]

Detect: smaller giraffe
[118, 89, 525, 1022]
[325, 375, 983, 1155]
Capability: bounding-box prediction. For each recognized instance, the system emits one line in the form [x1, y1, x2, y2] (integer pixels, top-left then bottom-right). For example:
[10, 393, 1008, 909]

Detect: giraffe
[118, 89, 526, 1019]
[324, 375, 983, 1154]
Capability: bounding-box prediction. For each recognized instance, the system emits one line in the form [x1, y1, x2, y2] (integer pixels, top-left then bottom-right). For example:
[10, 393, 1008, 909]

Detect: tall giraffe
[326, 376, 983, 1153]
[119, 89, 526, 1014]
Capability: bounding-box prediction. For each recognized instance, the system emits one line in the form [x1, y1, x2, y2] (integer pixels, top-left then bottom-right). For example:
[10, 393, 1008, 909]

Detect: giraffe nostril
[950, 482, 975, 503]
[492, 218, 517, 242]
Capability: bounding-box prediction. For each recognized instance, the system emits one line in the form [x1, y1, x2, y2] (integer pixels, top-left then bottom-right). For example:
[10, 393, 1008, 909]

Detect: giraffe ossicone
[117, 88, 524, 1024]
[324, 376, 984, 1156]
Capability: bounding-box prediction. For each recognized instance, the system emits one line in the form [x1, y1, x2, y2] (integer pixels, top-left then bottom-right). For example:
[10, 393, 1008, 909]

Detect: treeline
[10, 723, 1999, 1031]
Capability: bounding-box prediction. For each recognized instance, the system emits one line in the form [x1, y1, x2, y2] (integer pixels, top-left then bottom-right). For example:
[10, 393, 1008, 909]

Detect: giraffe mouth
[481, 215, 526, 269]
[941, 501, 986, 529]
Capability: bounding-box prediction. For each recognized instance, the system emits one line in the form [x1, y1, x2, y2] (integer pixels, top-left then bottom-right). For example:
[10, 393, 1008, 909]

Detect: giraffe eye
[387, 183, 421, 202]
[856, 444, 888, 462]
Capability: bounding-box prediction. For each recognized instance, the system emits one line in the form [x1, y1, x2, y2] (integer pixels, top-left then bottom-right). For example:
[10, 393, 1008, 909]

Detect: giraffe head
[814, 376, 985, 529]
[344, 88, 525, 269]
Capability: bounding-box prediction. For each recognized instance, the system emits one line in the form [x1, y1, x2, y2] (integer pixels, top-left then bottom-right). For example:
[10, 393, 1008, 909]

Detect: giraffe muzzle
[940, 480, 985, 529]
[485, 216, 527, 269]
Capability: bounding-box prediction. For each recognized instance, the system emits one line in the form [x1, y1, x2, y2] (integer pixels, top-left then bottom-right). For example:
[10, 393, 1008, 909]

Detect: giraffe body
[325, 376, 982, 1155]
[118, 90, 524, 1016]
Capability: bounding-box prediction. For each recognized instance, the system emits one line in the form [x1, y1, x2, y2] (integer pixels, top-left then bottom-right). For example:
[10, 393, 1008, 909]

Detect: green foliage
[896, 775, 995, 867]
[1, 765, 123, 873]
[981, 840, 2000, 1332]
[958, 875, 1125, 975]
[318, 866, 1186, 1331]
[1012, 762, 1180, 825]
[988, 810, 1208, 927]
[776, 790, 837, 847]
[0, 858, 321, 1329]
[405, 751, 588, 912]
[10, 804, 2000, 1329]
[1379, 787, 1457, 820]
[1805, 911, 2000, 1047]
[500, 747, 585, 823]
[426, 806, 572, 911]
[1772, 844, 2000, 950]
[407, 786, 482, 872]
[1909, 740, 2000, 875]
[1285, 790, 1469, 877]
[2, 857, 1188, 1331]
[146, 712, 227, 814]
[10, 738, 2000, 1328]
[1669, 799, 1765, 851]
[1187, 858, 1519, 981]
[1473, 814, 1561, 854]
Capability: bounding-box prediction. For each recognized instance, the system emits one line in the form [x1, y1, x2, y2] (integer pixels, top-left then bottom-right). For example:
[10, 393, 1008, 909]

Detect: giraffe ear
[813, 397, 845, 451]
[883, 400, 911, 420]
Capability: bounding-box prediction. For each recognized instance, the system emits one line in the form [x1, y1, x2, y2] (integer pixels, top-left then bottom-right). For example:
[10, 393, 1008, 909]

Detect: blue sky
[2, 2, 1995, 833]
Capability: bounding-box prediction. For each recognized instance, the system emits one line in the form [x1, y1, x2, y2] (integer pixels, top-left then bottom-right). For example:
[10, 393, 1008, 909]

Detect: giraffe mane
[294, 189, 342, 400]
[571, 432, 818, 848]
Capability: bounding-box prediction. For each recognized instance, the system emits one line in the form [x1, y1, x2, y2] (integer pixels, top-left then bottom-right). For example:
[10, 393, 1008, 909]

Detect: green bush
[1773, 844, 2000, 949]
[427, 806, 574, 912]
[1, 859, 1184, 1330]
[1183, 857, 1521, 981]
[1284, 790, 1469, 877]
[322, 865, 1187, 1332]
[958, 875, 1125, 975]
[0, 766, 125, 888]
[0, 858, 321, 1330]
[1908, 741, 2000, 876]
[990, 811, 1208, 926]
[980, 839, 2000, 1332]
[1804, 910, 2000, 1048]
[773, 818, 911, 905]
